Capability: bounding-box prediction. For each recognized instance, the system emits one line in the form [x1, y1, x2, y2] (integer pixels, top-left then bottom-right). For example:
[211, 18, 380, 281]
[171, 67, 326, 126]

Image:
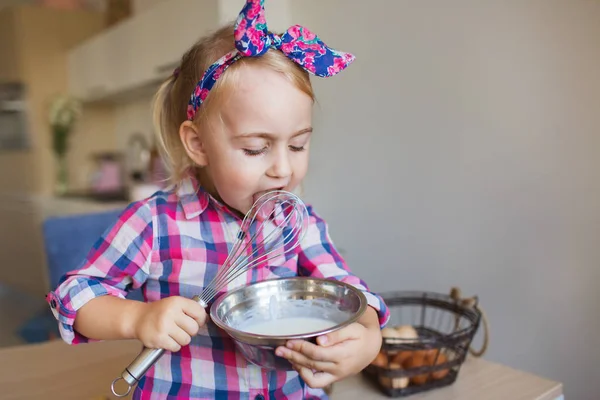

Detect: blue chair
[18, 208, 144, 343]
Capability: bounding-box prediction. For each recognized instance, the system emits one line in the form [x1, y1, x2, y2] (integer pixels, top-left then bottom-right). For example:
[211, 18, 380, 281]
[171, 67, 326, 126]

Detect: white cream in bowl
[238, 316, 337, 336]
[231, 295, 344, 337]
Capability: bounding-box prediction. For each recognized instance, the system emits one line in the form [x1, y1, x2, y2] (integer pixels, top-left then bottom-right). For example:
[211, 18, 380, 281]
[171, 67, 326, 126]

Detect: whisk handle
[111, 347, 164, 397]
[111, 295, 206, 397]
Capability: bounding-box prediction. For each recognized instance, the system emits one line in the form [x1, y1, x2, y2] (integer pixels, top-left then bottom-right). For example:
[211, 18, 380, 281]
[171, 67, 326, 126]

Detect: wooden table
[0, 340, 140, 400]
[0, 340, 563, 400]
[330, 357, 563, 400]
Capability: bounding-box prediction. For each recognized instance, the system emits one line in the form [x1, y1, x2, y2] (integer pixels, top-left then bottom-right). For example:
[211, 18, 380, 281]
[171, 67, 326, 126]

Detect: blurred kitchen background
[0, 0, 598, 399]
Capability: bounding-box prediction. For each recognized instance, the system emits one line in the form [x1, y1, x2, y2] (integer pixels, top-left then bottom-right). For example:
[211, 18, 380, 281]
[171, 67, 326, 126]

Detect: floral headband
[185, 0, 355, 120]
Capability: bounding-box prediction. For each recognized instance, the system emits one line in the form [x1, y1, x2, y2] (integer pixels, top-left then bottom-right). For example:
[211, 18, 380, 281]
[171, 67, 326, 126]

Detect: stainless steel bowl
[210, 277, 368, 370]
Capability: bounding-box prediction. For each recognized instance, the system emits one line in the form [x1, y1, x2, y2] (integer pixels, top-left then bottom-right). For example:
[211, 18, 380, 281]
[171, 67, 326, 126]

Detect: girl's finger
[176, 314, 200, 336]
[316, 323, 363, 346]
[296, 366, 336, 389]
[285, 339, 347, 362]
[275, 346, 335, 372]
[161, 335, 182, 353]
[169, 327, 192, 348]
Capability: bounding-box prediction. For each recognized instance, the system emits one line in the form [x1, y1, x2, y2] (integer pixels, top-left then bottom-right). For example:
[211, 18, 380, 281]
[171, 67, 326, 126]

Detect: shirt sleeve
[45, 200, 154, 344]
[296, 205, 390, 328]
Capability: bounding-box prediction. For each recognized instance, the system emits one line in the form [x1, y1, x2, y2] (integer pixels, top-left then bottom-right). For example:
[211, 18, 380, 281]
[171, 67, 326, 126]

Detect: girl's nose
[266, 149, 292, 179]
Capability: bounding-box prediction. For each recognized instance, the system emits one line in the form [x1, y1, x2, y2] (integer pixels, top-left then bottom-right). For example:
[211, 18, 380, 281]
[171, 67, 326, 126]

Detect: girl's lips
[252, 187, 285, 204]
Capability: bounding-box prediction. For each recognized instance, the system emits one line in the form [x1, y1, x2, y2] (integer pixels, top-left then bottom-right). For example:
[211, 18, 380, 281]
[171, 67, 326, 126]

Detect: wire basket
[362, 288, 487, 397]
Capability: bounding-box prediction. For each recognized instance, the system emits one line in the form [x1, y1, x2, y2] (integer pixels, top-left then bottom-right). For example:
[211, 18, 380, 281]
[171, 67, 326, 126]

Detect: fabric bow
[186, 0, 355, 120]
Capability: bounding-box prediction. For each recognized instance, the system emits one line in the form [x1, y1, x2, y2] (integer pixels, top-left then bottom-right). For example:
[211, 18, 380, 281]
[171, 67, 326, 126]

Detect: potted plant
[48, 94, 81, 195]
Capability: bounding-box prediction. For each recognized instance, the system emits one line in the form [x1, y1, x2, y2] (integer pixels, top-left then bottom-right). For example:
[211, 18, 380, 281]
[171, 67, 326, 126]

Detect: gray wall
[293, 1, 600, 399]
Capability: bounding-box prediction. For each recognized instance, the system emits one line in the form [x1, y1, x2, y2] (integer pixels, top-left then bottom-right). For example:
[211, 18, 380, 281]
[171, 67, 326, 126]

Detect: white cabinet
[67, 0, 292, 103]
[130, 0, 220, 85]
[68, 0, 219, 103]
[68, 33, 115, 102]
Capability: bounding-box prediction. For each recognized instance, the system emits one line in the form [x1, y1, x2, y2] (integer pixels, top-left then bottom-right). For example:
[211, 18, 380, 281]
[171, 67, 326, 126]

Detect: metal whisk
[111, 190, 309, 397]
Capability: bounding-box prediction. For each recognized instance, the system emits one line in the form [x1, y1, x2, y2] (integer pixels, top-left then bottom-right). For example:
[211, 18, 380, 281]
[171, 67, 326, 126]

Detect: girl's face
[195, 65, 313, 215]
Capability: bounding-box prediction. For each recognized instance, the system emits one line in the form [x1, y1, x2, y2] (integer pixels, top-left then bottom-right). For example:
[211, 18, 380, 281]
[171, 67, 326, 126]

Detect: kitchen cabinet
[0, 5, 109, 294]
[68, 0, 220, 103]
[0, 5, 105, 197]
[68, 34, 115, 102]
[67, 0, 293, 103]
[0, 10, 22, 83]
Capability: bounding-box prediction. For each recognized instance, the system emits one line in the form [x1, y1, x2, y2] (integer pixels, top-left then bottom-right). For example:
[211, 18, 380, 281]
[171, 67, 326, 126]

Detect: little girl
[47, 1, 390, 399]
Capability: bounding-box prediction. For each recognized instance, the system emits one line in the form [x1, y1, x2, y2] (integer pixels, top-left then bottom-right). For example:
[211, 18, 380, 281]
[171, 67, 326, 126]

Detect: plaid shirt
[47, 175, 390, 400]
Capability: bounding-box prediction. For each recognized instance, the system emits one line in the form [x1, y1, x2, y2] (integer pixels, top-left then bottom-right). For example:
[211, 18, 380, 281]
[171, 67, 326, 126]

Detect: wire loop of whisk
[199, 190, 309, 305]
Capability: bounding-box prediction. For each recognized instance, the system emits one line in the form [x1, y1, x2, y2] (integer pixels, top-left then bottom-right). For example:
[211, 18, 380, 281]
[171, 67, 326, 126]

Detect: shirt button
[50, 299, 57, 308]
[255, 395, 265, 400]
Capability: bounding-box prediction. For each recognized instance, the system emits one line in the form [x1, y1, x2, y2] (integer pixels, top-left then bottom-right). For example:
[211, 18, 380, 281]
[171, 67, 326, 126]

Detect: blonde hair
[152, 23, 315, 187]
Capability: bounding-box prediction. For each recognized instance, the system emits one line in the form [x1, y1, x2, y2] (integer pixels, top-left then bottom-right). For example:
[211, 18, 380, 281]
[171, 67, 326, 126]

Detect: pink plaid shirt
[47, 175, 390, 400]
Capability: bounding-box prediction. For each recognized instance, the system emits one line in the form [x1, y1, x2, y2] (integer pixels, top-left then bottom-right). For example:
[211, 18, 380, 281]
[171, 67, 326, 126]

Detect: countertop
[330, 357, 563, 400]
[0, 339, 563, 400]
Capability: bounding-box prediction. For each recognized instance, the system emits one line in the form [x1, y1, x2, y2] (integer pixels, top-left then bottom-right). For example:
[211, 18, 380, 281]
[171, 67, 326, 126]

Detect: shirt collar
[177, 173, 240, 220]
[177, 174, 210, 219]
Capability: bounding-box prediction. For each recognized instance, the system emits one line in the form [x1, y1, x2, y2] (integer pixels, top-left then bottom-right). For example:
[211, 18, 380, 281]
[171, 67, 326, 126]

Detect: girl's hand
[275, 307, 382, 388]
[131, 296, 207, 352]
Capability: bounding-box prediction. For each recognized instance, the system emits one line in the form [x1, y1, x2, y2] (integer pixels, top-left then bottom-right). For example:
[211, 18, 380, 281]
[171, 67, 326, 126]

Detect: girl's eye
[289, 145, 305, 152]
[243, 147, 267, 156]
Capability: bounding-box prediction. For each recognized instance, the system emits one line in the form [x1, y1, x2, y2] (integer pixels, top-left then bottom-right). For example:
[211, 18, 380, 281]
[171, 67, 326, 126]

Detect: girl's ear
[179, 120, 209, 167]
